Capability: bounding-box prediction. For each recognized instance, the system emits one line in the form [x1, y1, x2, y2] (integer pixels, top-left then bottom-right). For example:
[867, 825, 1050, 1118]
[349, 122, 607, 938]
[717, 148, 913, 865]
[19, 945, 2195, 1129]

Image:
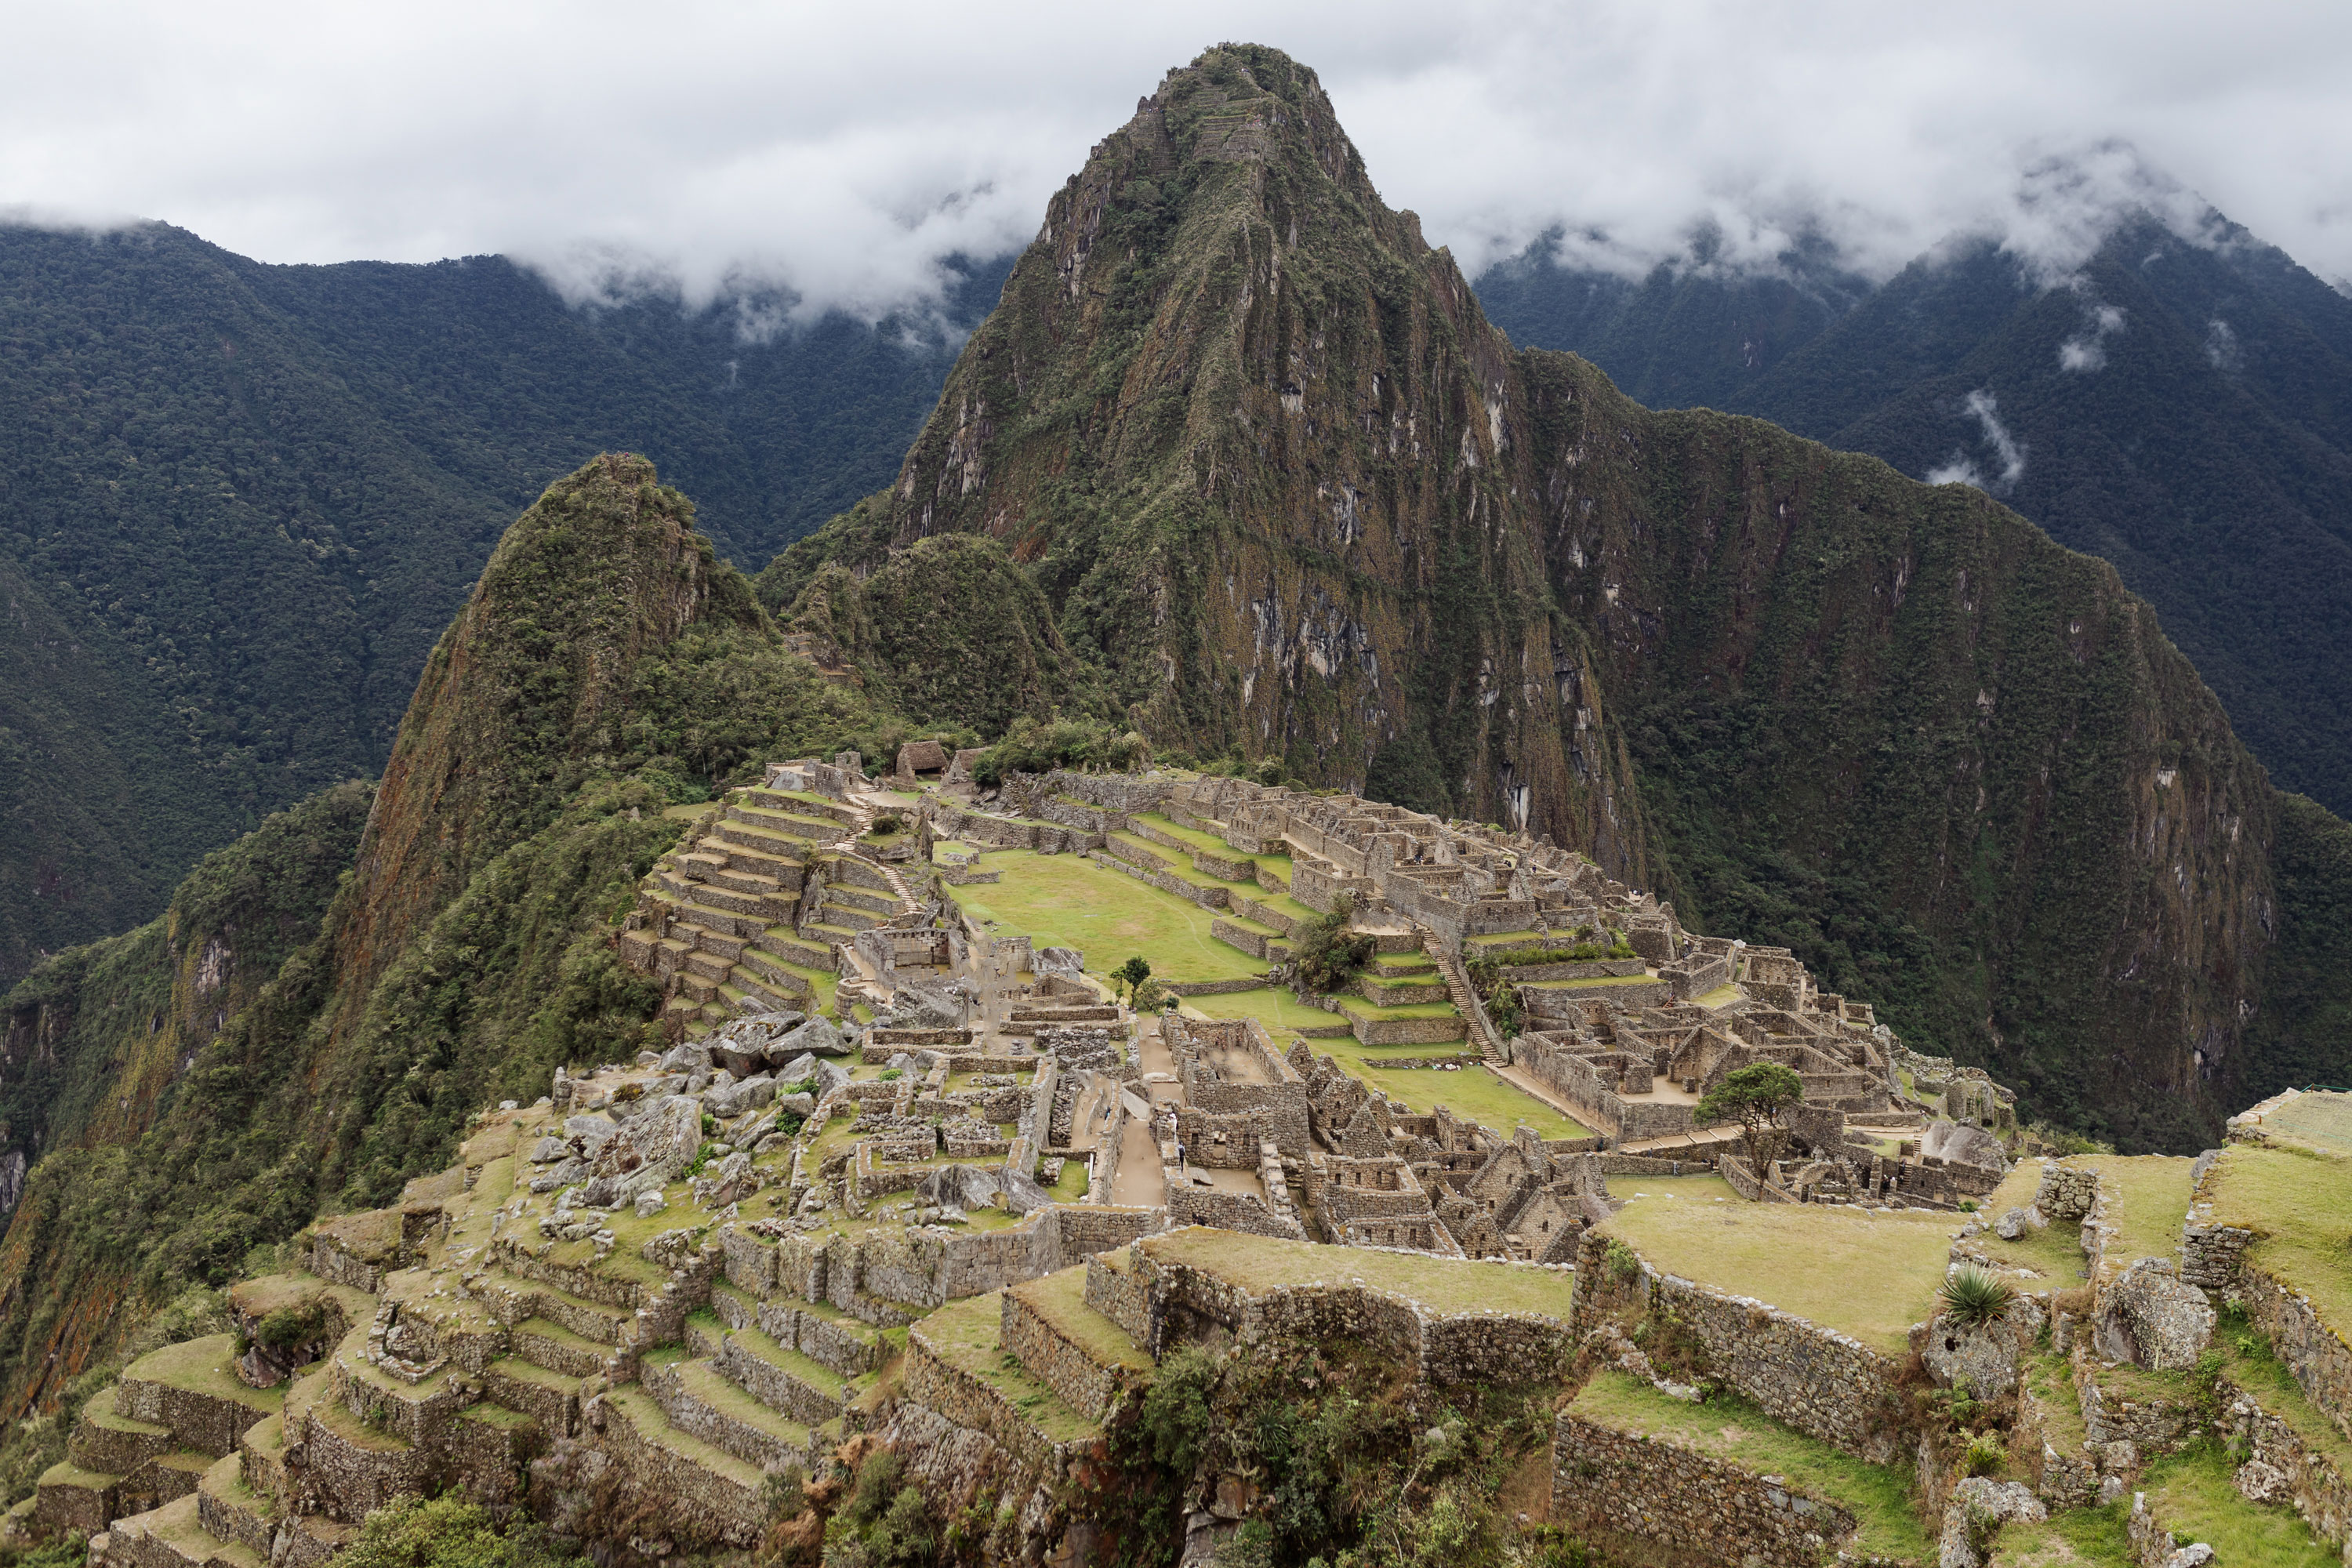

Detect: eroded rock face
[2093, 1258, 2214, 1371]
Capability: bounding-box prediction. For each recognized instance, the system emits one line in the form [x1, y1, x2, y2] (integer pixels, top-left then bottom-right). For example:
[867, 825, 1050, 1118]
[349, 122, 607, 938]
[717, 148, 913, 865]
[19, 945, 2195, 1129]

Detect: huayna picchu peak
[3, 38, 2352, 1568]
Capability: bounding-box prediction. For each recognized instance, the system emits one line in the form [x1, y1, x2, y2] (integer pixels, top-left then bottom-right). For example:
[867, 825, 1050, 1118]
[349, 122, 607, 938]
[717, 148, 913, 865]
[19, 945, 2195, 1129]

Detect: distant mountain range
[1475, 212, 2352, 818]
[0, 225, 1002, 981]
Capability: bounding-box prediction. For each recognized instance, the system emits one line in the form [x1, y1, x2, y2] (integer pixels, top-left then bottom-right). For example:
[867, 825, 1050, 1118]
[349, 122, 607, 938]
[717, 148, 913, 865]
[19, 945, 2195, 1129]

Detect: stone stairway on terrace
[622, 781, 916, 1037]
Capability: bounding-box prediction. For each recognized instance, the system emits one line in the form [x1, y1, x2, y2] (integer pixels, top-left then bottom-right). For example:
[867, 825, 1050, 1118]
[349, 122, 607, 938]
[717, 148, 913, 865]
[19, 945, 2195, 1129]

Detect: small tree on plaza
[1695, 1062, 1806, 1193]
[1112, 956, 1152, 1006]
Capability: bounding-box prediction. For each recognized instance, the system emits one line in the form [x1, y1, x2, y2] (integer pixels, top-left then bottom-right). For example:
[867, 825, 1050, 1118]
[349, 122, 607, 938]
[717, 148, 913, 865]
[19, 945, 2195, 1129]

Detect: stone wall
[1000, 1289, 1133, 1425]
[902, 1322, 1087, 1479]
[1165, 1187, 1306, 1240]
[2216, 1362, 2352, 1552]
[1572, 1230, 1904, 1464]
[1549, 1411, 1860, 1568]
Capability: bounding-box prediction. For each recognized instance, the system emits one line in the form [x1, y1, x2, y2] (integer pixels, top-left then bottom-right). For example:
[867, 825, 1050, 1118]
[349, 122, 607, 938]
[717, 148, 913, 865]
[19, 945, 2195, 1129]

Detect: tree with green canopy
[1695, 1062, 1806, 1193]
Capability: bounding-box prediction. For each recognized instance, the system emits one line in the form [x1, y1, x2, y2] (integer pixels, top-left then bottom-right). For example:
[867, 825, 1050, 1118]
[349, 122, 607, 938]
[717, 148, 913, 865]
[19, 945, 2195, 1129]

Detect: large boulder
[1035, 946, 1085, 979]
[1924, 1120, 2009, 1172]
[1922, 1312, 2024, 1401]
[591, 1095, 706, 1200]
[775, 1016, 848, 1058]
[2093, 1258, 2215, 1371]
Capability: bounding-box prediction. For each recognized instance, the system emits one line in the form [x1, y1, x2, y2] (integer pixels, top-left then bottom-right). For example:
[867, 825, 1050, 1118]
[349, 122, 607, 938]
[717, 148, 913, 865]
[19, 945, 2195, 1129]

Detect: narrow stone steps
[122, 1449, 216, 1510]
[644, 1351, 817, 1472]
[741, 787, 859, 826]
[710, 818, 811, 856]
[234, 1415, 289, 1516]
[738, 950, 819, 1003]
[707, 1281, 887, 1377]
[728, 804, 843, 844]
[753, 926, 834, 970]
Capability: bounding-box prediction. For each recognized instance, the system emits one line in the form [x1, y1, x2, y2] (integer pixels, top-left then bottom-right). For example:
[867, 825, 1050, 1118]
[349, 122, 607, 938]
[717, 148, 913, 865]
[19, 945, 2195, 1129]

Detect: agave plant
[1940, 1265, 2017, 1329]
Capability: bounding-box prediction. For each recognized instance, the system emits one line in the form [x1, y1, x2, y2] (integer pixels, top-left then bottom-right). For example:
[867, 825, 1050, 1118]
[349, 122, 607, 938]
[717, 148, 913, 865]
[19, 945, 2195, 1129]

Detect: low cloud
[1928, 390, 2027, 493]
[2, 2, 2350, 321]
[2059, 302, 2127, 372]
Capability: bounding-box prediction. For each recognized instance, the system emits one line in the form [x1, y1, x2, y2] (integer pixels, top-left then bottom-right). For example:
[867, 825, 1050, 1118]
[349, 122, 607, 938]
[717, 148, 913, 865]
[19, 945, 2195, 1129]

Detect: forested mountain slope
[776, 43, 2352, 1149]
[0, 226, 997, 982]
[1477, 216, 2352, 818]
[0, 455, 919, 1420]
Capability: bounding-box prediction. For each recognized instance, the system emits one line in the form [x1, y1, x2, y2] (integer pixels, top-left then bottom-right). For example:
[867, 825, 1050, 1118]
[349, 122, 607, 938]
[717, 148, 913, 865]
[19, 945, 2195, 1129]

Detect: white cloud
[2, 1, 2350, 318]
[2059, 302, 2127, 372]
[1929, 390, 2027, 492]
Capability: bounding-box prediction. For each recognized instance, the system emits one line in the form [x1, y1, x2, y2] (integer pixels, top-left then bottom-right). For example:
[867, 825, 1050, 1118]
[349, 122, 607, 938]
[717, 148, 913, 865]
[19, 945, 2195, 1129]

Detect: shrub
[1939, 1266, 2016, 1329]
[256, 1301, 327, 1351]
[1293, 895, 1373, 994]
[1962, 1432, 2006, 1477]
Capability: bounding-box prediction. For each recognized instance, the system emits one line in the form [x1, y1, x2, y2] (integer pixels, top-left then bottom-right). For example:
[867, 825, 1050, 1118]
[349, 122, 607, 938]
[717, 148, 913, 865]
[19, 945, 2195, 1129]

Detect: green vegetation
[336, 1491, 585, 1568]
[1602, 1200, 1953, 1354]
[1570, 1370, 1933, 1563]
[1292, 898, 1374, 996]
[944, 850, 1264, 985]
[1112, 956, 1153, 1006]
[1352, 1064, 1588, 1141]
[0, 456, 916, 1426]
[1090, 1330, 1563, 1568]
[0, 226, 1004, 988]
[1939, 1266, 2017, 1329]
[2203, 1143, 2352, 1339]
[2141, 1445, 2338, 1566]
[1694, 1062, 1806, 1181]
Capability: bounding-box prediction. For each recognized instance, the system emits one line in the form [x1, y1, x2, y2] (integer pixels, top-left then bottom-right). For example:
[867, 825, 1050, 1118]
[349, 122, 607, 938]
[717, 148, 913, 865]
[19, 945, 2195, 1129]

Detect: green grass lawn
[2250, 1091, 2352, 1156]
[1145, 1229, 1571, 1319]
[1185, 987, 1344, 1033]
[1334, 995, 1461, 1020]
[1982, 1504, 2134, 1564]
[2142, 1446, 2336, 1565]
[1352, 1062, 1588, 1140]
[1604, 1172, 1742, 1204]
[1604, 1201, 1955, 1354]
[1974, 1163, 2092, 1285]
[946, 850, 1265, 984]
[2205, 1143, 2352, 1367]
[1570, 1370, 1933, 1563]
[1131, 813, 1294, 880]
[2068, 1155, 2197, 1268]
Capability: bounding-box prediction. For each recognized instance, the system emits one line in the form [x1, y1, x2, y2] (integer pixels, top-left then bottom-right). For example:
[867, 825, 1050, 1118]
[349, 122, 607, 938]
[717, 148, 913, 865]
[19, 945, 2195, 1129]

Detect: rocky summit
[3, 36, 2352, 1568]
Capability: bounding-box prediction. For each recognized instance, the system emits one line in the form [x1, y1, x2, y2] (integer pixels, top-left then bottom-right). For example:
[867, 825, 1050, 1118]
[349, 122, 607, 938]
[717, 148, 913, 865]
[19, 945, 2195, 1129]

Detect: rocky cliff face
[778, 43, 2325, 1144]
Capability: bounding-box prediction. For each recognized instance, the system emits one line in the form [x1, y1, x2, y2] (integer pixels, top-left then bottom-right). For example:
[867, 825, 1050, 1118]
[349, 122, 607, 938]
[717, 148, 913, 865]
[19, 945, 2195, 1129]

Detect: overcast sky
[6, 0, 2349, 319]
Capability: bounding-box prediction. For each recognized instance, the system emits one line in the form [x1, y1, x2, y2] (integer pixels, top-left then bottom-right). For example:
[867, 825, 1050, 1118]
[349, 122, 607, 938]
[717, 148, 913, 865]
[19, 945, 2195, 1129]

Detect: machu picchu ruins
[20, 749, 2352, 1567]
